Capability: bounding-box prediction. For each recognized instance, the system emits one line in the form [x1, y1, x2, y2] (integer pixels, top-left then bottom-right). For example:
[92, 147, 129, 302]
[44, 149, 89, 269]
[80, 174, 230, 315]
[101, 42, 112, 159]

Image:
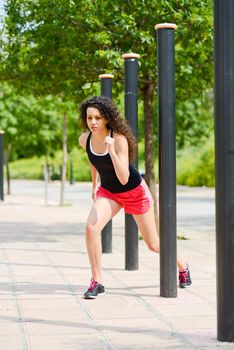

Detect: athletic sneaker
[179, 265, 192, 288]
[84, 278, 106, 299]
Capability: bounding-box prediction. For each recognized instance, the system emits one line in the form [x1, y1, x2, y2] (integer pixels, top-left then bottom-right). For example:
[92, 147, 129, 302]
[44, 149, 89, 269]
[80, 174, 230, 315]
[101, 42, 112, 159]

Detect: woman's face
[86, 107, 107, 133]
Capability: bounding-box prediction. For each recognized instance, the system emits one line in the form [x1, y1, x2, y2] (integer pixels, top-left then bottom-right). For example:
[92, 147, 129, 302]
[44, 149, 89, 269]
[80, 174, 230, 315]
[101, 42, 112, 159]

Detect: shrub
[177, 136, 214, 187]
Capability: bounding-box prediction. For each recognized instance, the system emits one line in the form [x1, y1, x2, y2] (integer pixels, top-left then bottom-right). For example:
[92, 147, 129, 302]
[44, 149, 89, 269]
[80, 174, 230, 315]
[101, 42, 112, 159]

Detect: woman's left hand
[104, 136, 115, 155]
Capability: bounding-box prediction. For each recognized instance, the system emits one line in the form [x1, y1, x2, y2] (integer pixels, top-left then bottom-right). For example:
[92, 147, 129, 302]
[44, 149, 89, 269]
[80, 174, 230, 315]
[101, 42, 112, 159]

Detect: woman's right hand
[92, 185, 99, 201]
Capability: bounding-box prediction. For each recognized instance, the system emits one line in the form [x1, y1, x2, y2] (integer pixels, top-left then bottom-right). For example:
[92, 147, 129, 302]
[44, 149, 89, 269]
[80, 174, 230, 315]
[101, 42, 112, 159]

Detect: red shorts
[96, 178, 154, 215]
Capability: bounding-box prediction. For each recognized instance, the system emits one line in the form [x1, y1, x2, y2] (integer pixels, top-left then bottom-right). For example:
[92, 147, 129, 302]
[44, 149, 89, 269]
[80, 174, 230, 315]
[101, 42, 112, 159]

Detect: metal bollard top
[99, 74, 114, 79]
[122, 53, 140, 60]
[155, 23, 177, 30]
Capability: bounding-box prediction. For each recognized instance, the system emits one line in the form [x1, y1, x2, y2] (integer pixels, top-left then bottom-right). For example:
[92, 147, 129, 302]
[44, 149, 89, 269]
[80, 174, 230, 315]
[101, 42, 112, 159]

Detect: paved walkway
[0, 180, 232, 349]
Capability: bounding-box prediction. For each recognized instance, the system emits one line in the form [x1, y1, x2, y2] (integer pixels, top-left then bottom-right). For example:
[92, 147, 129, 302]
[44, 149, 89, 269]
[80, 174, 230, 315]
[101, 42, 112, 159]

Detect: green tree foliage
[0, 83, 61, 159]
[0, 83, 78, 193]
[1, 0, 214, 143]
[0, 0, 214, 190]
[2, 1, 213, 99]
[1, 0, 214, 142]
[1, 0, 115, 98]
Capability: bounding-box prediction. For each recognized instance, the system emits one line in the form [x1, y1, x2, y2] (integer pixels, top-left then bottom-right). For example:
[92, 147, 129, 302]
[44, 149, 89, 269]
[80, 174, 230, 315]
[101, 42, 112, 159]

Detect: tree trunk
[60, 113, 67, 206]
[142, 80, 159, 234]
[4, 144, 12, 195]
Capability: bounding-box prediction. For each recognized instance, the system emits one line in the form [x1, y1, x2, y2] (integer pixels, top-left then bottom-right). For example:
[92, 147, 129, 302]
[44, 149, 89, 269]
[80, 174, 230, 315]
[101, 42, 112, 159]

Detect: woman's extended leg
[85, 197, 122, 283]
[133, 206, 187, 271]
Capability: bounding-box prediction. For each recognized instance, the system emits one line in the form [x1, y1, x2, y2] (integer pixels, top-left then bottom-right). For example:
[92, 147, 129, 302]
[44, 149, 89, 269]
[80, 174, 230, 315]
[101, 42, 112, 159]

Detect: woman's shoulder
[78, 131, 90, 149]
[113, 132, 127, 142]
[113, 132, 128, 149]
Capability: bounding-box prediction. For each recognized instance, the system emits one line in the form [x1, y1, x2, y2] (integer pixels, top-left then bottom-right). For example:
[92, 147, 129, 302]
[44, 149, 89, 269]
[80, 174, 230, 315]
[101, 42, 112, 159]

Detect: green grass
[9, 157, 45, 179]
[8, 147, 91, 181]
[177, 235, 189, 240]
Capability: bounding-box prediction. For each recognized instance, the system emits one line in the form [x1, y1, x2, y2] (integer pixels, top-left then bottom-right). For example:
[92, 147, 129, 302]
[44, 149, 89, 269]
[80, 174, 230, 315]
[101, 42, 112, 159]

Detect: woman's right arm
[78, 132, 99, 200]
[89, 163, 99, 200]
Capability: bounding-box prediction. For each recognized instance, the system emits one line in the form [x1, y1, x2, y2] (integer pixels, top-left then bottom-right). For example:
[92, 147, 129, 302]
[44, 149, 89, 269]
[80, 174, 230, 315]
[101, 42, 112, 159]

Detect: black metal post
[100, 74, 114, 99]
[0, 130, 4, 201]
[155, 23, 177, 297]
[122, 53, 140, 270]
[99, 74, 114, 253]
[214, 0, 234, 342]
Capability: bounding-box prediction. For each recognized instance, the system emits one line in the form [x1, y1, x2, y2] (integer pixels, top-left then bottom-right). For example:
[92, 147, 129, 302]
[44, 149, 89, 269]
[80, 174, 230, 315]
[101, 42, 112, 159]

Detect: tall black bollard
[99, 74, 114, 253]
[0, 130, 4, 201]
[122, 53, 140, 270]
[214, 0, 234, 342]
[99, 74, 114, 99]
[155, 23, 177, 297]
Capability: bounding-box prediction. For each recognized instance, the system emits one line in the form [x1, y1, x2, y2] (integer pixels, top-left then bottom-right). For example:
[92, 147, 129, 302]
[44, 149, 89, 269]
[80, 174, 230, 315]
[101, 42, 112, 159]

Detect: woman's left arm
[105, 134, 130, 185]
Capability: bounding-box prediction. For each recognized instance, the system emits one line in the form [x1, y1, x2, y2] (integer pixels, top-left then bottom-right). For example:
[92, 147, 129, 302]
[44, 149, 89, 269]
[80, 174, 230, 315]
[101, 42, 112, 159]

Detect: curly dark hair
[79, 96, 137, 164]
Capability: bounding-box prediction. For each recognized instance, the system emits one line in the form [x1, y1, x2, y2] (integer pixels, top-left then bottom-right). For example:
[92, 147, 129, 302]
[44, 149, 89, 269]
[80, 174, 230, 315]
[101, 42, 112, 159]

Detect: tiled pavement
[0, 180, 233, 349]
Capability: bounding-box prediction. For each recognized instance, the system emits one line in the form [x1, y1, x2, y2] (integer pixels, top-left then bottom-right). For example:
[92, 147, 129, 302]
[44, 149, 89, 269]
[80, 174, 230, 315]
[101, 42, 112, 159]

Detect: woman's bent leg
[133, 206, 187, 271]
[86, 197, 121, 283]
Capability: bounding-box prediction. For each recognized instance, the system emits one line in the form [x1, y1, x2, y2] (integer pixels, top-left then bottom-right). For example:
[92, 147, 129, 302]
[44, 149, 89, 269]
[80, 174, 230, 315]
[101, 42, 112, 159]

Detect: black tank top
[86, 130, 142, 193]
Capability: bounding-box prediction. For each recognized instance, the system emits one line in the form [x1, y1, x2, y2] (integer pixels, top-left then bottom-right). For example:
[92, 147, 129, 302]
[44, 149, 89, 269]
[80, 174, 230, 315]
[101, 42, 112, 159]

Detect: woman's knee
[147, 242, 160, 253]
[86, 223, 99, 236]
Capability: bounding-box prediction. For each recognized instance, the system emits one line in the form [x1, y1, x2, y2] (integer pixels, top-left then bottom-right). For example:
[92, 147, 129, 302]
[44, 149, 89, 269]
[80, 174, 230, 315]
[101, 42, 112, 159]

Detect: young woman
[79, 96, 191, 299]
